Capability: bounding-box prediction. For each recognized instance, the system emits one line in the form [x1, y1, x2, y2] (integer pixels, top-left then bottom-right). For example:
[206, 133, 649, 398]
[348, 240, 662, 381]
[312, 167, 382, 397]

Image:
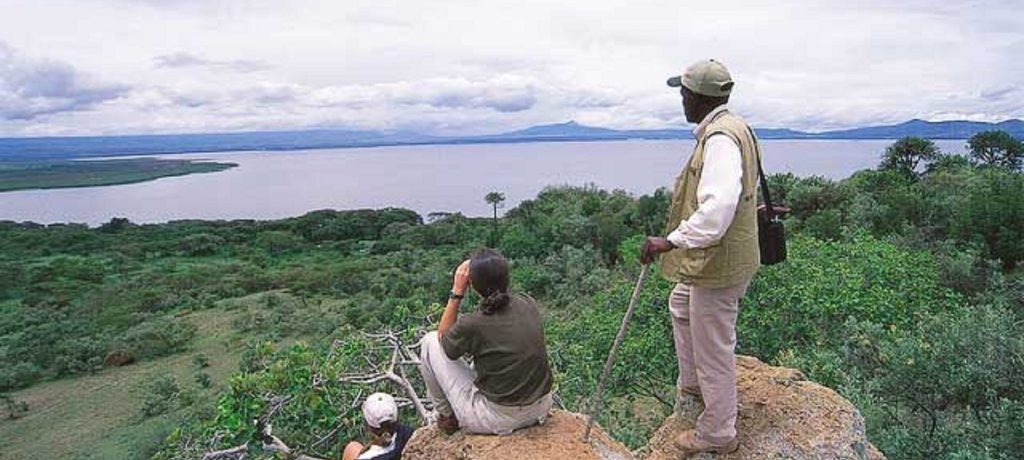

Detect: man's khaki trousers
[668, 278, 752, 444]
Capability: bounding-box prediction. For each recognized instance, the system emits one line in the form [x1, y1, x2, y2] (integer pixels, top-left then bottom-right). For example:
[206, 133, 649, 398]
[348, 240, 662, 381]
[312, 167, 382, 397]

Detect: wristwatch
[449, 290, 464, 300]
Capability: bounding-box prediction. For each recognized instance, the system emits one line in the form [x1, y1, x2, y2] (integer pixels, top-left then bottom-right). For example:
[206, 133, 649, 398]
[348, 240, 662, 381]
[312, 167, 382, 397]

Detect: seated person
[418, 248, 554, 435]
[342, 392, 414, 460]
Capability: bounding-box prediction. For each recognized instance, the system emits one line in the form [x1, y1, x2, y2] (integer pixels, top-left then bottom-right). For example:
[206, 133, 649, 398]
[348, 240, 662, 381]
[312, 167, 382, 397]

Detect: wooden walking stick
[583, 263, 651, 442]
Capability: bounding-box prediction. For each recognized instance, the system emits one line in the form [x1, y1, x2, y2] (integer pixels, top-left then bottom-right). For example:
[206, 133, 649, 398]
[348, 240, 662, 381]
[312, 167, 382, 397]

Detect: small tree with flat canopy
[879, 137, 940, 178]
[968, 130, 1023, 170]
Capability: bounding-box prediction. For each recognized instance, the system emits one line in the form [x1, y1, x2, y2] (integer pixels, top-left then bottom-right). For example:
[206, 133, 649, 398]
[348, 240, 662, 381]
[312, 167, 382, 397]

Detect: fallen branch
[202, 329, 434, 459]
[201, 444, 247, 460]
[338, 330, 433, 423]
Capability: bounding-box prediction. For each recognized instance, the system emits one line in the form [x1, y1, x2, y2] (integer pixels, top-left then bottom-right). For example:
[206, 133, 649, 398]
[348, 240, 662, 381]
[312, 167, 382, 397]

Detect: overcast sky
[0, 0, 1021, 137]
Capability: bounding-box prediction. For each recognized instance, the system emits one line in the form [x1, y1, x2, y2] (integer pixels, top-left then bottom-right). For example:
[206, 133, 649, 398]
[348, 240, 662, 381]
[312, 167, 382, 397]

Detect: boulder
[103, 350, 134, 367]
[641, 355, 885, 460]
[402, 410, 633, 460]
[402, 357, 885, 459]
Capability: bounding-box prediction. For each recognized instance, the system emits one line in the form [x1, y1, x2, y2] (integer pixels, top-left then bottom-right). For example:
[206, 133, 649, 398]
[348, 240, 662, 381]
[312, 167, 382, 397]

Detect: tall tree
[968, 130, 1023, 170]
[879, 137, 940, 178]
[484, 191, 506, 246]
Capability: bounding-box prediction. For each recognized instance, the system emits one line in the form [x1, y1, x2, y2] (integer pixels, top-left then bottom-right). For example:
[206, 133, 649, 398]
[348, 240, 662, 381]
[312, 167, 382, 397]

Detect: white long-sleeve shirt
[666, 106, 743, 249]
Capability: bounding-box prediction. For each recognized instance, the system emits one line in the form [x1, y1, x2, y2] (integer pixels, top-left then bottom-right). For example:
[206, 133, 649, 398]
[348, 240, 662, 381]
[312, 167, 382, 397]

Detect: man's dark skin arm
[640, 236, 676, 265]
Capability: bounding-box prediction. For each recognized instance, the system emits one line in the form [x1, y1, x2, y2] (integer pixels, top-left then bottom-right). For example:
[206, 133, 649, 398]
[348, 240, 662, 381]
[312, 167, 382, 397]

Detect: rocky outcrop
[402, 410, 632, 460]
[403, 356, 884, 460]
[641, 355, 885, 460]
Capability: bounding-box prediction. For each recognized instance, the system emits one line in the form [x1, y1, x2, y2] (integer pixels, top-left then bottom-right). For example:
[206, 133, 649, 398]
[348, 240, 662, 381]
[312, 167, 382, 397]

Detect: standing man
[640, 59, 761, 455]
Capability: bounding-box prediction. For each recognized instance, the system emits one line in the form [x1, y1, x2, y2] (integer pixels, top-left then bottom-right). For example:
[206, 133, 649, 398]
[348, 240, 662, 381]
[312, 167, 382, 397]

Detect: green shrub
[255, 231, 305, 255]
[140, 375, 181, 418]
[0, 362, 42, 391]
[116, 317, 196, 361]
[950, 168, 1024, 269]
[179, 233, 226, 257]
[1, 393, 29, 419]
[800, 208, 844, 241]
[741, 233, 958, 365]
[848, 303, 1024, 458]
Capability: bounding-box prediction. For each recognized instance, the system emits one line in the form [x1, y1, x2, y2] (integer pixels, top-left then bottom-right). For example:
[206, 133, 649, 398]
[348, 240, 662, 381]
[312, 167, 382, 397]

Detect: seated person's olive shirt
[440, 293, 553, 406]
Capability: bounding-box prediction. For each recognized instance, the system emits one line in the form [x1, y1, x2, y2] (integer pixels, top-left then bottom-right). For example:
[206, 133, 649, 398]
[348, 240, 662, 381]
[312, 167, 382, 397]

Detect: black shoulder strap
[746, 126, 775, 220]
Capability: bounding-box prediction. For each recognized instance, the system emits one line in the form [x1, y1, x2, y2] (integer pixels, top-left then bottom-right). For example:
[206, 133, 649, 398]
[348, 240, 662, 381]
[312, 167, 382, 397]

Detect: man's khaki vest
[659, 109, 761, 288]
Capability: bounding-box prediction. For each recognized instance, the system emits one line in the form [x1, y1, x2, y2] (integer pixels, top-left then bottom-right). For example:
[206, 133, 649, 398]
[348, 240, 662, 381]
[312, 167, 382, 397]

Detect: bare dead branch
[201, 444, 247, 460]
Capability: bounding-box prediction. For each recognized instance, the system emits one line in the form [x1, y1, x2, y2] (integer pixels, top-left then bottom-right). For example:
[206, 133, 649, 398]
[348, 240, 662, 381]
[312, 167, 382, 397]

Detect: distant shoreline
[0, 158, 238, 193]
[2, 117, 1013, 163]
[0, 136, 972, 164]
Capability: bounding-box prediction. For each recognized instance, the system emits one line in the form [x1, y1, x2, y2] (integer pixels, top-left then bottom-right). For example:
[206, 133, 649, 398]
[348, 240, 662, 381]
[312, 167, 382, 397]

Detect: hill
[1, 119, 1020, 162]
[808, 119, 1024, 140]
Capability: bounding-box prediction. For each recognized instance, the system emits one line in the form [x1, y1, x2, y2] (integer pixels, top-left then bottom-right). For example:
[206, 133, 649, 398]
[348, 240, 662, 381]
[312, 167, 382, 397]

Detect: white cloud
[0, 0, 1020, 136]
[153, 52, 271, 72]
[0, 43, 128, 121]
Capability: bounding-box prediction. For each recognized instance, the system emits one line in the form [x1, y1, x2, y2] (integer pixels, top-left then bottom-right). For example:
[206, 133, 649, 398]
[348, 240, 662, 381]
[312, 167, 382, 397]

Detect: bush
[0, 362, 42, 392]
[949, 168, 1024, 269]
[116, 317, 196, 361]
[741, 233, 958, 365]
[848, 303, 1024, 458]
[1, 393, 29, 419]
[140, 375, 181, 418]
[800, 208, 844, 240]
[179, 233, 226, 257]
[255, 230, 305, 255]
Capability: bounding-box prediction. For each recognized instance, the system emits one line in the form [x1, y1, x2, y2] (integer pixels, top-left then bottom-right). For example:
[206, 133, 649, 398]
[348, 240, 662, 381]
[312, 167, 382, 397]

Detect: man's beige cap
[667, 59, 734, 97]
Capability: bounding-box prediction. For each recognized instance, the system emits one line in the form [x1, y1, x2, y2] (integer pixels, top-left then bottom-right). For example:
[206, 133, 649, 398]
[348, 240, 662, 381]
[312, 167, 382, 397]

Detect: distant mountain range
[1, 118, 1021, 161]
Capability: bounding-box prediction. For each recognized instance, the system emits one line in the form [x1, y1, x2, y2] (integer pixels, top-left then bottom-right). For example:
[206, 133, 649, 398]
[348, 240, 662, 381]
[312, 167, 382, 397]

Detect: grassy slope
[0, 308, 242, 460]
[0, 158, 237, 192]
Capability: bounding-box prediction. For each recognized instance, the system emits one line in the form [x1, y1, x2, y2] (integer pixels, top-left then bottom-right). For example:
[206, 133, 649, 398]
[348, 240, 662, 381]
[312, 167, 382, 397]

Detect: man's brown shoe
[674, 429, 738, 455]
[436, 413, 460, 435]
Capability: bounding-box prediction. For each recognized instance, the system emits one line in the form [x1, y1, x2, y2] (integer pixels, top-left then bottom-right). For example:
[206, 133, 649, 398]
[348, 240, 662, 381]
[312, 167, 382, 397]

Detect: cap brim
[666, 76, 683, 87]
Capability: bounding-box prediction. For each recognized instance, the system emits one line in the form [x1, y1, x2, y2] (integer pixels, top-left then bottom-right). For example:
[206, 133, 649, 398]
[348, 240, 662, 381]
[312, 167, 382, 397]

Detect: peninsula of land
[0, 158, 238, 192]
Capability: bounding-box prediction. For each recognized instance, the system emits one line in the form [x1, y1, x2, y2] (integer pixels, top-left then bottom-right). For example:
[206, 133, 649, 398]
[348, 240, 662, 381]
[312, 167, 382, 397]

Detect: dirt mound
[641, 355, 885, 460]
[103, 350, 134, 367]
[402, 410, 633, 460]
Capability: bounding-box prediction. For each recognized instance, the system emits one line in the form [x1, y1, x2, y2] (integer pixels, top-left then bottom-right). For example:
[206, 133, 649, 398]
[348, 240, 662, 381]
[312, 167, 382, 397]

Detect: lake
[0, 139, 966, 226]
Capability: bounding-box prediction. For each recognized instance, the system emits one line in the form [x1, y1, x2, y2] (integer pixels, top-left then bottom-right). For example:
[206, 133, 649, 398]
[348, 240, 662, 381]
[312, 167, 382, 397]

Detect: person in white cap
[640, 58, 763, 455]
[342, 392, 414, 460]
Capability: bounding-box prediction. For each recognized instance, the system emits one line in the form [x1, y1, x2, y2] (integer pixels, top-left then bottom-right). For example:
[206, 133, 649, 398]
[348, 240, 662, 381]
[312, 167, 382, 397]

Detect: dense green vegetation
[1, 132, 1022, 459]
[0, 157, 237, 192]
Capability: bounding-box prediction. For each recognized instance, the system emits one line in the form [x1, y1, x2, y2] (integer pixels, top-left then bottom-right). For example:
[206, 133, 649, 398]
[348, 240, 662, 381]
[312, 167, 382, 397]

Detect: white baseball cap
[362, 392, 398, 428]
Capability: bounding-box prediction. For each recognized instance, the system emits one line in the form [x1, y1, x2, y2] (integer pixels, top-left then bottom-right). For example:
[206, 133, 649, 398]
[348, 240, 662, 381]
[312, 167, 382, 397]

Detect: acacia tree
[485, 191, 506, 245]
[879, 137, 940, 178]
[968, 130, 1023, 170]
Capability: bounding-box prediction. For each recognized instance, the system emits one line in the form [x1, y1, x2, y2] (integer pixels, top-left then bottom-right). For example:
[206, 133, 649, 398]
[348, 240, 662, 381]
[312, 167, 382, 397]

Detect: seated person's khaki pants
[418, 331, 552, 435]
